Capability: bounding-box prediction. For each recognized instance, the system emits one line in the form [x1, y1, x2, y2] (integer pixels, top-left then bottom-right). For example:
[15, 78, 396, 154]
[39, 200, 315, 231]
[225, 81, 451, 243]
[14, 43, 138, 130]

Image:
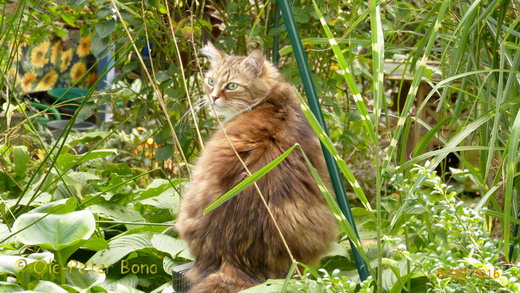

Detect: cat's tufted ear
[200, 42, 226, 64]
[242, 49, 264, 77]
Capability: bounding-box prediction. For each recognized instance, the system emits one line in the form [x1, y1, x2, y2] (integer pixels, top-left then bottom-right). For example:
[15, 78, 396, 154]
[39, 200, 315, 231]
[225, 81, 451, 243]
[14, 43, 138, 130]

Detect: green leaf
[33, 281, 68, 293]
[88, 204, 147, 224]
[13, 210, 96, 250]
[89, 232, 153, 265]
[95, 19, 116, 39]
[155, 145, 173, 162]
[151, 234, 193, 260]
[59, 12, 76, 26]
[13, 146, 30, 178]
[56, 149, 118, 172]
[30, 198, 78, 214]
[204, 145, 297, 214]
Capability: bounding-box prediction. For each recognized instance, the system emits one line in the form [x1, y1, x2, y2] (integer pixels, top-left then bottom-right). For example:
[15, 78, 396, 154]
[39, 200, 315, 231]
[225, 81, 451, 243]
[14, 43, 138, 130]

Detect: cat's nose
[211, 95, 220, 103]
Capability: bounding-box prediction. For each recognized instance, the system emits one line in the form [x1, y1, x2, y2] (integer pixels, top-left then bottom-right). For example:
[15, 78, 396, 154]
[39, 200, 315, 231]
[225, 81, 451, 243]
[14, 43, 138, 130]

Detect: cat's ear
[200, 42, 226, 64]
[242, 49, 264, 77]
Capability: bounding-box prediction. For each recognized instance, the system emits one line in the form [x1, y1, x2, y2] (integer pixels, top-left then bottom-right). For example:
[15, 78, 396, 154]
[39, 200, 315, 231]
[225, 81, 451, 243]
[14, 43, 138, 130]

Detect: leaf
[88, 204, 147, 224]
[13, 146, 30, 178]
[33, 281, 68, 293]
[98, 275, 141, 293]
[65, 267, 105, 289]
[204, 145, 297, 214]
[151, 234, 193, 260]
[95, 19, 116, 39]
[89, 232, 154, 265]
[13, 210, 96, 250]
[241, 279, 295, 293]
[56, 149, 118, 172]
[155, 145, 173, 162]
[30, 198, 78, 214]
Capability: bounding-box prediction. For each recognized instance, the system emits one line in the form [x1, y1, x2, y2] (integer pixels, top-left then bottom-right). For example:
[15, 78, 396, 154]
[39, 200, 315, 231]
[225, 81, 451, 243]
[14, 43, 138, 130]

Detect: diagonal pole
[275, 0, 370, 280]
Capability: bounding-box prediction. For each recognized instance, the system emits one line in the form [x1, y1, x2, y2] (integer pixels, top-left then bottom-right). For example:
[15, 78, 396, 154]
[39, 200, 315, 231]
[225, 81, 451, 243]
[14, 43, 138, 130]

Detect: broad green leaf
[204, 145, 297, 214]
[13, 211, 95, 250]
[89, 232, 154, 265]
[56, 149, 118, 172]
[98, 275, 141, 293]
[0, 282, 24, 292]
[151, 234, 193, 260]
[88, 204, 146, 224]
[95, 19, 116, 39]
[30, 198, 78, 214]
[13, 146, 30, 178]
[33, 281, 68, 293]
[65, 266, 105, 289]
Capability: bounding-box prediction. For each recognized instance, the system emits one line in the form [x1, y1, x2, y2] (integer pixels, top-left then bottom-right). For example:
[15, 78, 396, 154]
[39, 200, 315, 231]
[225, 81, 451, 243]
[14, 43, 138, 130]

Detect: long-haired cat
[176, 43, 337, 293]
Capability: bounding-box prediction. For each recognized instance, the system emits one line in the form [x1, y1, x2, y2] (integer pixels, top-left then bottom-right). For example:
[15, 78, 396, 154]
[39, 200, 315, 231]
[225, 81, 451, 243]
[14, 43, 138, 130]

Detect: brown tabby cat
[176, 43, 336, 293]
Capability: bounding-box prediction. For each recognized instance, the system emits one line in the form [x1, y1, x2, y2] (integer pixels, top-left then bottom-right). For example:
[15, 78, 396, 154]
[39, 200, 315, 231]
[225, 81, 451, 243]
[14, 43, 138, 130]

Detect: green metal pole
[275, 0, 370, 280]
[272, 3, 281, 66]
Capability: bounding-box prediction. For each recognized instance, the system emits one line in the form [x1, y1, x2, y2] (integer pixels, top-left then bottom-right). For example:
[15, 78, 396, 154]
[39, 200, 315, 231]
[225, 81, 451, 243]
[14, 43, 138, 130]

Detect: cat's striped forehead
[208, 56, 246, 80]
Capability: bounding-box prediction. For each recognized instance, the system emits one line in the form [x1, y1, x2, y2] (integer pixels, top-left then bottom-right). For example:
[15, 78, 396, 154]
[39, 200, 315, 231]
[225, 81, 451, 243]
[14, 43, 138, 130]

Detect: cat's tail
[188, 263, 258, 293]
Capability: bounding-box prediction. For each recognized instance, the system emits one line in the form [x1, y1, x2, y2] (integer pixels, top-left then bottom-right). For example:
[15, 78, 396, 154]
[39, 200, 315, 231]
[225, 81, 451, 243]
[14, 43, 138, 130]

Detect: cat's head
[201, 43, 281, 120]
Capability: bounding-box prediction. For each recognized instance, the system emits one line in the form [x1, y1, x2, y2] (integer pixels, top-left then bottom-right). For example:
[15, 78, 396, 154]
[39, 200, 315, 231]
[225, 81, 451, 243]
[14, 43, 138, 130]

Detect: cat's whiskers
[177, 96, 207, 125]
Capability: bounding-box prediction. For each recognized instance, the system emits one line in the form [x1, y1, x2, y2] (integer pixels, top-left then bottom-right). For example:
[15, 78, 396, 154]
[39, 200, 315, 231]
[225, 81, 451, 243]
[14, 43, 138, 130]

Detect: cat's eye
[207, 78, 215, 86]
[226, 82, 238, 90]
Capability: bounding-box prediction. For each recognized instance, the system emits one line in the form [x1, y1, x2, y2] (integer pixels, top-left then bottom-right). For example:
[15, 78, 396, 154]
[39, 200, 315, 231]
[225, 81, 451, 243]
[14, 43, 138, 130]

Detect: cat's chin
[209, 106, 242, 121]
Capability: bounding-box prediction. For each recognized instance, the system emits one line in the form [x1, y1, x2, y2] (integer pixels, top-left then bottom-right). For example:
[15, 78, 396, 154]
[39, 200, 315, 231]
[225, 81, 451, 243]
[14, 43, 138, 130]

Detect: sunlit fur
[177, 43, 337, 293]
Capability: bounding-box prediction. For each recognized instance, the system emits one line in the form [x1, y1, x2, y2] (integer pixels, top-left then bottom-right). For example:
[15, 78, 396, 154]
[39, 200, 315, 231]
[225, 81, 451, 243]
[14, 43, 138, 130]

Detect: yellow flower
[50, 41, 63, 64]
[60, 49, 73, 72]
[77, 36, 91, 57]
[70, 62, 86, 83]
[20, 71, 37, 92]
[36, 70, 58, 91]
[30, 40, 50, 68]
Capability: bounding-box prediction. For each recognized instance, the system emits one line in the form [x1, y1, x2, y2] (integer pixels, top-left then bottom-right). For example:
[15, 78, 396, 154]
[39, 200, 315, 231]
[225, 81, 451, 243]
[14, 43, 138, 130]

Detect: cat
[176, 43, 337, 293]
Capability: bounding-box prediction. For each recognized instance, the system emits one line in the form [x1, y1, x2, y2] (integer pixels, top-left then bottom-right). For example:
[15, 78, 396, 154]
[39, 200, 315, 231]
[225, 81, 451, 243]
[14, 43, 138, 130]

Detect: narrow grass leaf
[504, 108, 520, 260]
[204, 145, 297, 214]
[298, 94, 372, 212]
[382, 0, 450, 170]
[312, 0, 378, 145]
[296, 145, 370, 265]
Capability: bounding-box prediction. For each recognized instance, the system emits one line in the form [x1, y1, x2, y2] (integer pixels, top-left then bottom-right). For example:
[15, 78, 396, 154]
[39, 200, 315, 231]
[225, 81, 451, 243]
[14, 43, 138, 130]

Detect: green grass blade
[204, 145, 297, 214]
[312, 0, 378, 145]
[296, 145, 369, 265]
[382, 0, 451, 170]
[298, 92, 372, 212]
[504, 108, 520, 260]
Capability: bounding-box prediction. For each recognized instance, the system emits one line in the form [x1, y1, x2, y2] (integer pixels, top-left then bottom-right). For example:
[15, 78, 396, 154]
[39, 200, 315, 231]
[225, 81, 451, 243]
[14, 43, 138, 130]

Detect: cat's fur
[176, 43, 336, 293]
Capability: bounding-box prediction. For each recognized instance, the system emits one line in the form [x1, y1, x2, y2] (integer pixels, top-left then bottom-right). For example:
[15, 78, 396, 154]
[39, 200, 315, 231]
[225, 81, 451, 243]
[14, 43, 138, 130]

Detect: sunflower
[77, 36, 91, 57]
[20, 71, 37, 93]
[60, 49, 73, 72]
[36, 70, 58, 91]
[30, 40, 50, 68]
[50, 41, 63, 64]
[70, 62, 87, 83]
